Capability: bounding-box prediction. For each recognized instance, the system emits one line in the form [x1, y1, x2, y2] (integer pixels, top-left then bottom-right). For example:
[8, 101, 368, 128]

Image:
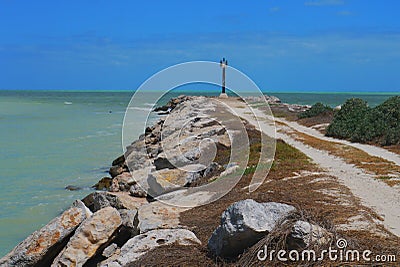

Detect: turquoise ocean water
[0, 90, 398, 257]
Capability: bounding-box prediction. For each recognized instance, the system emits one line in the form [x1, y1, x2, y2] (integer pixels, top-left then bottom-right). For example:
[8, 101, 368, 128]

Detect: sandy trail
[274, 116, 400, 166]
[220, 98, 400, 237]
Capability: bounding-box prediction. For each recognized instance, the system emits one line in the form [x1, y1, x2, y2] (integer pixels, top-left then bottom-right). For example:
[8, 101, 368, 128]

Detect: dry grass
[297, 111, 334, 127]
[270, 106, 299, 121]
[384, 144, 400, 156]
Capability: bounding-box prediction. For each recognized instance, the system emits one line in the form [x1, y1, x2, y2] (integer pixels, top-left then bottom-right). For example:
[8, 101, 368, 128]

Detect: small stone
[92, 177, 112, 190]
[286, 220, 332, 250]
[65, 185, 82, 191]
[109, 166, 124, 178]
[102, 243, 119, 258]
[129, 184, 147, 198]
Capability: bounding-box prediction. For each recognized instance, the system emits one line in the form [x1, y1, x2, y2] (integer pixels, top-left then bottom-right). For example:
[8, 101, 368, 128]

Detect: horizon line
[0, 89, 399, 95]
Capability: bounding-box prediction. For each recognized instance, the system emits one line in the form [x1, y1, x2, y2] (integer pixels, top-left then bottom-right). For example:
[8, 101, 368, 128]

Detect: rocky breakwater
[0, 95, 235, 266]
[245, 94, 311, 113]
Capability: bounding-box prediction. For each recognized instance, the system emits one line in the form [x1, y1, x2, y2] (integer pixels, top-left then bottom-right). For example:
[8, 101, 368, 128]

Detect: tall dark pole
[220, 58, 228, 94]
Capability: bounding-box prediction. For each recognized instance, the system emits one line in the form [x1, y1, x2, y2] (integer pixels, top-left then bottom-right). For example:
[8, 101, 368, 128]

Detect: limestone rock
[155, 189, 218, 208]
[153, 95, 192, 112]
[208, 199, 296, 258]
[82, 191, 147, 212]
[118, 209, 139, 236]
[109, 172, 134, 192]
[102, 243, 119, 258]
[109, 166, 125, 178]
[124, 139, 153, 172]
[51, 206, 122, 267]
[93, 177, 112, 190]
[286, 220, 332, 250]
[129, 183, 147, 198]
[154, 156, 176, 170]
[99, 229, 201, 267]
[112, 167, 152, 193]
[137, 202, 189, 233]
[0, 200, 91, 267]
[111, 154, 125, 167]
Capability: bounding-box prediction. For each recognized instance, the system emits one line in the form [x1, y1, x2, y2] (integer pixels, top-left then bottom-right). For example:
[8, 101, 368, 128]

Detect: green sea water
[0, 89, 398, 257]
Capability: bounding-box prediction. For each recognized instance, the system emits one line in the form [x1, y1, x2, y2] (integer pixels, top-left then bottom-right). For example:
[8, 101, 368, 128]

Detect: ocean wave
[76, 130, 117, 140]
[107, 123, 122, 129]
[127, 106, 153, 112]
[144, 103, 156, 107]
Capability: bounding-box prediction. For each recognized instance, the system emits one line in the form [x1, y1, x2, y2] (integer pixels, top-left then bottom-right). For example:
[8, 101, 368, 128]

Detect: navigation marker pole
[219, 58, 228, 98]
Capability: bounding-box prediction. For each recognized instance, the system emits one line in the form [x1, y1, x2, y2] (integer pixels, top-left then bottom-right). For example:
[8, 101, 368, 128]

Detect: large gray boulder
[208, 199, 295, 258]
[51, 206, 122, 267]
[99, 229, 201, 267]
[0, 200, 91, 267]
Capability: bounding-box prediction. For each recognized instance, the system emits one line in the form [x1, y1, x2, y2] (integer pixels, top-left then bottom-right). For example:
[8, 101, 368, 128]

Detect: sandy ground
[220, 98, 400, 237]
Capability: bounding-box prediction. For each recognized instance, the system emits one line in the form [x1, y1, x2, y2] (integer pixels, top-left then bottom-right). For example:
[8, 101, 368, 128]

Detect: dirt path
[220, 98, 400, 237]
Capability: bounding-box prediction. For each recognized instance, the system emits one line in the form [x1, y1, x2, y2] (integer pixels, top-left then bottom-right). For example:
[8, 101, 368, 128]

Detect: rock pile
[104, 96, 231, 198]
[244, 94, 311, 113]
[0, 191, 200, 266]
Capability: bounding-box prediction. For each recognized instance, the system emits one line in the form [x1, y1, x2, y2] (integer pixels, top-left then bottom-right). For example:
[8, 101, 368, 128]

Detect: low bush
[298, 102, 333, 119]
[326, 96, 400, 146]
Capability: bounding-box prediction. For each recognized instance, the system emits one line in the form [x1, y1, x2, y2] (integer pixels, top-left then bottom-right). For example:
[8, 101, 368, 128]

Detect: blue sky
[0, 0, 399, 92]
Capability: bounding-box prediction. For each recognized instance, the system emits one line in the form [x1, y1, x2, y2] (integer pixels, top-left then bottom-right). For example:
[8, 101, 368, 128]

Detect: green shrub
[326, 96, 400, 146]
[298, 102, 333, 119]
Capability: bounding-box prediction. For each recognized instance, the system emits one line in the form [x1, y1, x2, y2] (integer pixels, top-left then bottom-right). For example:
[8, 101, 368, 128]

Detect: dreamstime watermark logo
[257, 238, 396, 263]
[122, 61, 276, 208]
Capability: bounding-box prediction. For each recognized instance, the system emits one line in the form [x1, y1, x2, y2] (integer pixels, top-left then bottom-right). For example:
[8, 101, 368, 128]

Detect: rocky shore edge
[0, 95, 326, 267]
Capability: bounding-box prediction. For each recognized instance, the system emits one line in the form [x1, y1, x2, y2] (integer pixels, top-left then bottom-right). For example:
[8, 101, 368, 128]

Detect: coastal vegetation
[298, 102, 333, 119]
[294, 96, 400, 147]
[326, 96, 400, 146]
